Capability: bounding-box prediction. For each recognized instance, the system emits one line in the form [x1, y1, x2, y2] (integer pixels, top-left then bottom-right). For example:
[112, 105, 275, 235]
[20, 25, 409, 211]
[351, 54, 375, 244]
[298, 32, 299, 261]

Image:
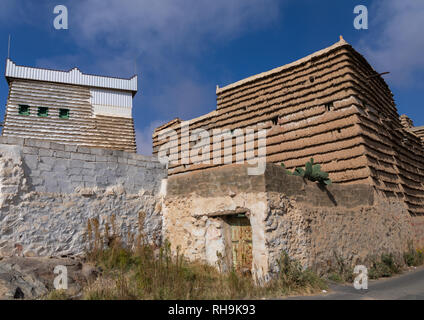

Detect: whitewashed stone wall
[0, 137, 167, 257]
[164, 192, 269, 281]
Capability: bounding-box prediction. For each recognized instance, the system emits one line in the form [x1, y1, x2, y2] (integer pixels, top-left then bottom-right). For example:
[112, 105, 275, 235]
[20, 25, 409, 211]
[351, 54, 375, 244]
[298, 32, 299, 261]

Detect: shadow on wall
[317, 183, 337, 206]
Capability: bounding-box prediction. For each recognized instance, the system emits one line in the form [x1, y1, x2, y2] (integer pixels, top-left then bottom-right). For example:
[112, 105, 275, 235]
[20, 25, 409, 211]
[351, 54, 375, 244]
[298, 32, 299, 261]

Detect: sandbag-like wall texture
[2, 79, 137, 153]
[0, 137, 167, 257]
[410, 126, 424, 144]
[153, 38, 424, 215]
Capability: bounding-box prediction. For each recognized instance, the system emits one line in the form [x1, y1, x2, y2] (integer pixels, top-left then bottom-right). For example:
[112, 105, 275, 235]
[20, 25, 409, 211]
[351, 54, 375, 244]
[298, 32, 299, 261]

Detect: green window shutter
[59, 109, 70, 119]
[18, 105, 30, 115]
[38, 107, 48, 117]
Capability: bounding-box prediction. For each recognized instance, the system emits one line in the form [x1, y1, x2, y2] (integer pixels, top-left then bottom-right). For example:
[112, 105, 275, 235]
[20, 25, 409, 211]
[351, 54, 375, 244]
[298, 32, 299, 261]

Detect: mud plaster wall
[164, 165, 269, 281]
[266, 193, 414, 275]
[153, 42, 373, 183]
[153, 39, 424, 216]
[0, 137, 167, 257]
[164, 164, 416, 279]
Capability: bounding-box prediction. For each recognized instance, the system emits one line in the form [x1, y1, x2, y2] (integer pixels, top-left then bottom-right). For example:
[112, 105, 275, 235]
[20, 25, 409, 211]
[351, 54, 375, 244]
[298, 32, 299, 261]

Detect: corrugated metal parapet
[90, 88, 133, 118]
[5, 59, 138, 94]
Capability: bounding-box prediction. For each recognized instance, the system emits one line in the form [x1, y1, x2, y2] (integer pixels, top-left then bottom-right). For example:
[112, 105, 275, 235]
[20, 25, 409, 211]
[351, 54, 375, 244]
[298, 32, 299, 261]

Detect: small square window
[18, 105, 30, 115]
[59, 109, 70, 119]
[325, 102, 334, 112]
[38, 107, 48, 117]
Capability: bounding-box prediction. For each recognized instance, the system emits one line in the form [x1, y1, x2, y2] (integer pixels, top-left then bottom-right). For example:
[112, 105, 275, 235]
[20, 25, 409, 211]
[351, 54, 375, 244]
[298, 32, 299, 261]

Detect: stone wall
[266, 192, 413, 275]
[164, 164, 416, 280]
[412, 215, 424, 247]
[0, 136, 167, 257]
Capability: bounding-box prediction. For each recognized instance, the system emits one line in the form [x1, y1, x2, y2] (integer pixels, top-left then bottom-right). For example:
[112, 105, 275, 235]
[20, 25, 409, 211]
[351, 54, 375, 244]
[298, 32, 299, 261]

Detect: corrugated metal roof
[90, 88, 133, 108]
[91, 88, 133, 118]
[5, 59, 138, 93]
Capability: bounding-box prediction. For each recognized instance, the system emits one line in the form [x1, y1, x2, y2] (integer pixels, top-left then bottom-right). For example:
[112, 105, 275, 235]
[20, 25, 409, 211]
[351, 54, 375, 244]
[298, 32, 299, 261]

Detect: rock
[14, 287, 25, 299]
[229, 190, 236, 198]
[0, 256, 88, 300]
[0, 262, 48, 300]
[81, 263, 99, 282]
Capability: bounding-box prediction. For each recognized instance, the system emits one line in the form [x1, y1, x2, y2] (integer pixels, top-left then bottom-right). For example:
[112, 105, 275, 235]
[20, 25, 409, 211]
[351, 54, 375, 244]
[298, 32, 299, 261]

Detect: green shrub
[403, 242, 424, 267]
[369, 253, 402, 279]
[326, 251, 354, 283]
[275, 252, 327, 294]
[327, 272, 343, 283]
[282, 158, 332, 185]
[43, 290, 71, 300]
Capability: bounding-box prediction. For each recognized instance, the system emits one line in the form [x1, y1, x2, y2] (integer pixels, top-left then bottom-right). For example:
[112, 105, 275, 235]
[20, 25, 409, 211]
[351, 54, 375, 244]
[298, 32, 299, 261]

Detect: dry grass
[81, 213, 326, 300]
[404, 241, 424, 267]
[327, 243, 424, 283]
[82, 242, 326, 300]
[42, 289, 72, 300]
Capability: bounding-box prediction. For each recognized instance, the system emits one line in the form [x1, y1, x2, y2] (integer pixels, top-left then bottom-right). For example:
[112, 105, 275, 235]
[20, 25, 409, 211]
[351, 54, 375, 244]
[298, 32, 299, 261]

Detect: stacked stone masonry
[153, 38, 424, 215]
[0, 137, 167, 257]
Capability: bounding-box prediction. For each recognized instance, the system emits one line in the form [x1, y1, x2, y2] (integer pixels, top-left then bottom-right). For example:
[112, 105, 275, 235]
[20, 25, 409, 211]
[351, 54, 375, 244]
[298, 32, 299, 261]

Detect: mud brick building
[154, 38, 424, 277]
[1, 38, 423, 280]
[401, 114, 424, 143]
[153, 37, 424, 216]
[164, 163, 415, 278]
[3, 59, 138, 152]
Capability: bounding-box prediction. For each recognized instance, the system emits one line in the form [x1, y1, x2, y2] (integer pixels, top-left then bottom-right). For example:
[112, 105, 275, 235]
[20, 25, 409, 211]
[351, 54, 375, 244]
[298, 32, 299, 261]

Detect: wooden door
[227, 215, 252, 273]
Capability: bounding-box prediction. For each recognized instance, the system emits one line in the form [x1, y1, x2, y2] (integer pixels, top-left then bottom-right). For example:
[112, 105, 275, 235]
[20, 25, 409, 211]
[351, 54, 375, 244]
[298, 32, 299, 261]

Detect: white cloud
[0, 1, 52, 27]
[358, 0, 424, 86]
[72, 0, 281, 52]
[31, 0, 282, 119]
[136, 119, 171, 155]
[148, 78, 214, 119]
[66, 0, 283, 146]
[65, 0, 282, 82]
[10, 0, 283, 154]
[0, 0, 18, 20]
[36, 55, 82, 71]
[36, 54, 137, 79]
[0, 0, 29, 25]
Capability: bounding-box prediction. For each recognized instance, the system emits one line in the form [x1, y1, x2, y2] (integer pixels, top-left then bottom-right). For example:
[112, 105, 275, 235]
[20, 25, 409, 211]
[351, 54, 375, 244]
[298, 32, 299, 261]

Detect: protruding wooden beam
[206, 207, 250, 217]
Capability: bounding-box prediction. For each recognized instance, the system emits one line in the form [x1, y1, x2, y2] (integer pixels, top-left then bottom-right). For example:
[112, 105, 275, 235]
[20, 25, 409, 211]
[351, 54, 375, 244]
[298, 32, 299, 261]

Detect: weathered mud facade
[401, 115, 424, 144]
[153, 38, 424, 216]
[164, 164, 415, 280]
[0, 136, 166, 257]
[1, 38, 422, 281]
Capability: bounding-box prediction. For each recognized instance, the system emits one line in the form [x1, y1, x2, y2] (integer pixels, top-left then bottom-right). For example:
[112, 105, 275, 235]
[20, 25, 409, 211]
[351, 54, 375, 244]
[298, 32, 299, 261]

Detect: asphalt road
[289, 266, 424, 300]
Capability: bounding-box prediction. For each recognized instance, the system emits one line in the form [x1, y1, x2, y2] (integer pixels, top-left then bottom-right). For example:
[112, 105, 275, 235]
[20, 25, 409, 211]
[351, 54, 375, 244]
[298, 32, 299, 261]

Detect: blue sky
[0, 0, 423, 154]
